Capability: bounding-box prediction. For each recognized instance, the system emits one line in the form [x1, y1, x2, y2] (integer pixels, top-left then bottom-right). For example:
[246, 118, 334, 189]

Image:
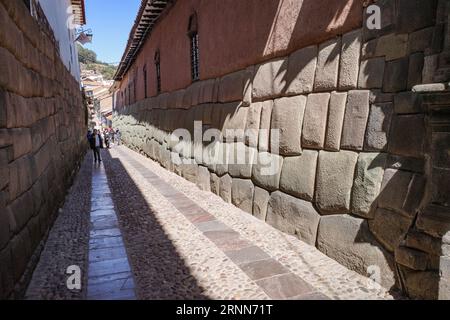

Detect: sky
[82, 0, 142, 64]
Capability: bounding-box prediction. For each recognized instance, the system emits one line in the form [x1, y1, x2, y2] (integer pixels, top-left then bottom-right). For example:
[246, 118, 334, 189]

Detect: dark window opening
[188, 13, 199, 82]
[143, 65, 148, 98]
[154, 51, 161, 94]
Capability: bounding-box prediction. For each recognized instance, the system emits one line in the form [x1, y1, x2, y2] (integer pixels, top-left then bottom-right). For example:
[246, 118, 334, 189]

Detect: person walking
[89, 129, 104, 163]
[115, 129, 122, 146]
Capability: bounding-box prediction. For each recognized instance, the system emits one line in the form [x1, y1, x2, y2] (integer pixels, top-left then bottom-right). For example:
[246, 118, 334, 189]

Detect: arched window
[154, 50, 161, 94]
[188, 13, 199, 81]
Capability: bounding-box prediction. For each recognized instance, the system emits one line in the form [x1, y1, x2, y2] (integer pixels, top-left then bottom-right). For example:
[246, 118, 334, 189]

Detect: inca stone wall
[114, 0, 450, 299]
[0, 1, 87, 298]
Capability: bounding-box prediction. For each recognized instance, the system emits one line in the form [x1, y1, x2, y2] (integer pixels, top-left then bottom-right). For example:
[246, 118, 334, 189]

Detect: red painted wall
[118, 0, 364, 105]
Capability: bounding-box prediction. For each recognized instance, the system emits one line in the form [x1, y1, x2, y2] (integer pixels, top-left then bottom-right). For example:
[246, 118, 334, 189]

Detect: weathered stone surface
[388, 115, 425, 158]
[397, 0, 438, 34]
[252, 58, 288, 100]
[369, 208, 413, 252]
[405, 230, 442, 256]
[258, 101, 273, 153]
[324, 92, 347, 151]
[339, 29, 362, 90]
[219, 174, 232, 203]
[0, 245, 14, 299]
[280, 151, 318, 202]
[383, 58, 409, 93]
[10, 228, 32, 281]
[341, 90, 370, 151]
[286, 45, 317, 95]
[363, 34, 408, 61]
[316, 151, 358, 215]
[416, 204, 450, 237]
[218, 69, 247, 103]
[365, 103, 393, 151]
[377, 169, 414, 216]
[231, 178, 254, 214]
[422, 54, 439, 84]
[228, 143, 256, 179]
[386, 154, 425, 173]
[403, 270, 440, 300]
[252, 152, 283, 192]
[317, 215, 396, 289]
[431, 168, 450, 207]
[245, 102, 262, 148]
[197, 166, 211, 192]
[180, 163, 198, 184]
[252, 187, 270, 221]
[266, 191, 320, 246]
[271, 96, 306, 156]
[314, 38, 341, 91]
[408, 52, 424, 89]
[351, 153, 387, 218]
[408, 27, 434, 54]
[210, 172, 220, 196]
[302, 93, 330, 149]
[0, 148, 9, 190]
[222, 103, 247, 143]
[395, 246, 428, 271]
[358, 58, 385, 89]
[394, 92, 423, 114]
[0, 192, 9, 250]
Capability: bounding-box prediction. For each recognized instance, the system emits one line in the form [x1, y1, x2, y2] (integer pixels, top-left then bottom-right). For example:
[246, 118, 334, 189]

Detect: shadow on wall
[101, 150, 209, 300]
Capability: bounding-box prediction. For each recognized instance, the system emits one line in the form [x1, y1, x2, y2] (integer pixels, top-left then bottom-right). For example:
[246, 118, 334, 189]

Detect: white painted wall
[37, 0, 81, 82]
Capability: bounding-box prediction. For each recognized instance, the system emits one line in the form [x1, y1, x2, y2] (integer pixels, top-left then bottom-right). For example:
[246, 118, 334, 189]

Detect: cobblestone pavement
[26, 154, 92, 300]
[26, 146, 394, 300]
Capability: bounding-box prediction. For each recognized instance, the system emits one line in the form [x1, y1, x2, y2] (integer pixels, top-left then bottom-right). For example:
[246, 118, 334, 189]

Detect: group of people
[87, 128, 121, 163]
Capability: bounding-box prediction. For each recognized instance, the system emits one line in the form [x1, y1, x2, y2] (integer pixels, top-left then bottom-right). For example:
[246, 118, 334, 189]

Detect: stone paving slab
[111, 146, 394, 300]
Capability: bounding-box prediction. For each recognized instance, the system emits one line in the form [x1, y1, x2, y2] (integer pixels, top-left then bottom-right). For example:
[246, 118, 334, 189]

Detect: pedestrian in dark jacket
[89, 129, 104, 163]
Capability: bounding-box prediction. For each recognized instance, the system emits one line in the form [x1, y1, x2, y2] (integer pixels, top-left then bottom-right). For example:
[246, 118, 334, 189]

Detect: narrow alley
[25, 145, 392, 300]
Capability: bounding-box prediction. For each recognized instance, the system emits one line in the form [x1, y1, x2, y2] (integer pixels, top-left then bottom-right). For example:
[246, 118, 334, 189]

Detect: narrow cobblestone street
[25, 145, 394, 300]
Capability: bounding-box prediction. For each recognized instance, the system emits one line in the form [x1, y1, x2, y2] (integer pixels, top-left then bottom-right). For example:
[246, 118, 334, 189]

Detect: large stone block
[341, 90, 370, 151]
[219, 174, 232, 203]
[252, 58, 288, 100]
[403, 269, 440, 300]
[286, 45, 317, 95]
[252, 152, 283, 192]
[388, 114, 425, 158]
[324, 92, 347, 151]
[10, 228, 32, 282]
[280, 150, 318, 202]
[210, 172, 220, 196]
[302, 93, 330, 149]
[245, 102, 262, 148]
[0, 245, 14, 299]
[377, 168, 413, 216]
[258, 100, 273, 153]
[231, 178, 254, 214]
[408, 52, 424, 89]
[197, 166, 211, 192]
[218, 69, 247, 103]
[416, 204, 450, 238]
[317, 214, 396, 289]
[252, 186, 270, 221]
[0, 88, 6, 128]
[431, 168, 450, 207]
[316, 151, 358, 215]
[352, 153, 387, 218]
[228, 143, 256, 179]
[339, 29, 362, 90]
[0, 148, 9, 190]
[0, 192, 10, 250]
[314, 37, 341, 91]
[405, 230, 442, 256]
[397, 0, 438, 34]
[222, 103, 248, 143]
[266, 191, 320, 246]
[364, 103, 393, 152]
[10, 128, 32, 160]
[369, 208, 413, 253]
[394, 92, 423, 114]
[358, 57, 385, 89]
[383, 58, 409, 93]
[271, 96, 306, 156]
[395, 246, 428, 271]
